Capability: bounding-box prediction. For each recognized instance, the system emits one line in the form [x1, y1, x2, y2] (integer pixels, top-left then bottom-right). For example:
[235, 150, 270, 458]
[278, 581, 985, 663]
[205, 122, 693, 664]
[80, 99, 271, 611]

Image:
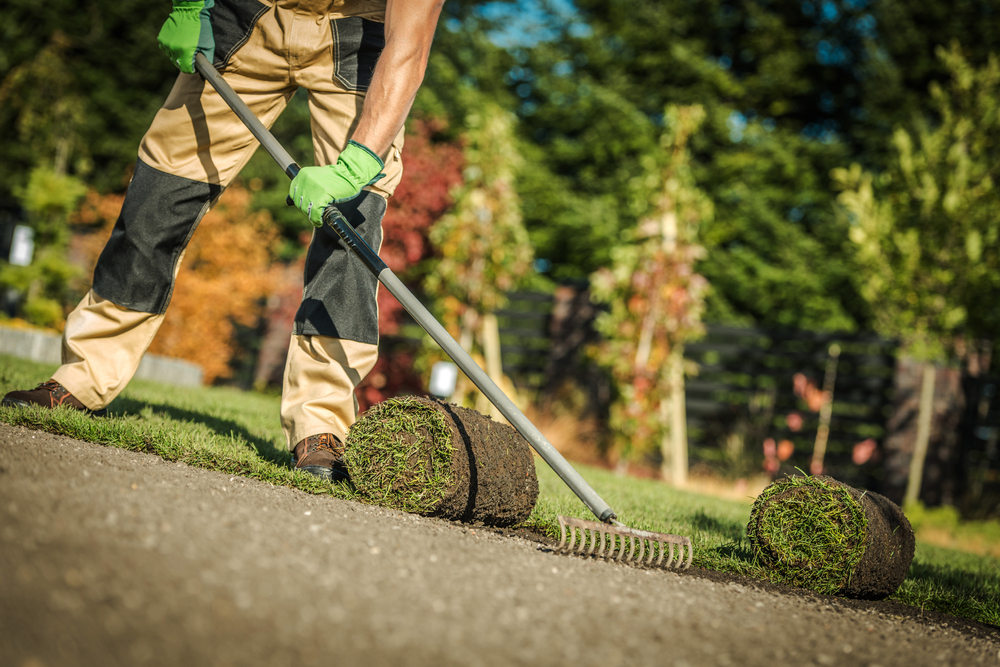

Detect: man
[2, 0, 444, 481]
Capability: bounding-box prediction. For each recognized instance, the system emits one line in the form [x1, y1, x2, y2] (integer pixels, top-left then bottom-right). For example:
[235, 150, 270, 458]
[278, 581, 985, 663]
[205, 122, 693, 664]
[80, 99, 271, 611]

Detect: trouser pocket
[211, 0, 272, 69]
[330, 17, 385, 91]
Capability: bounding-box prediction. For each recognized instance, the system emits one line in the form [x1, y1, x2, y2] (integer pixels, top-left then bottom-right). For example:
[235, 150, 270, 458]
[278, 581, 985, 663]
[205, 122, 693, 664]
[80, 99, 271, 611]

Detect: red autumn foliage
[376, 118, 464, 335]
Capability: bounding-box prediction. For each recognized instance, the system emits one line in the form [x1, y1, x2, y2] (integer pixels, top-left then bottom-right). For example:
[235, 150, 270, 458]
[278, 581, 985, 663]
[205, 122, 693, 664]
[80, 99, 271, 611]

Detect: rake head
[557, 516, 693, 569]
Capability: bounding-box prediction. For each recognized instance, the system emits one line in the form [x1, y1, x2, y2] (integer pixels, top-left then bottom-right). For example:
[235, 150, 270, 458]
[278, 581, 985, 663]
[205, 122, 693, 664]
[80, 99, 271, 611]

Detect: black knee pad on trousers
[294, 191, 385, 345]
[93, 159, 222, 315]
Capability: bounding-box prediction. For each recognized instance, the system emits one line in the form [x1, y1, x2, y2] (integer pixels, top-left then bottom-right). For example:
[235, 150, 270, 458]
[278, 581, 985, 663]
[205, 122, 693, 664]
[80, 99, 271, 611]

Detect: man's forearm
[351, 0, 444, 159]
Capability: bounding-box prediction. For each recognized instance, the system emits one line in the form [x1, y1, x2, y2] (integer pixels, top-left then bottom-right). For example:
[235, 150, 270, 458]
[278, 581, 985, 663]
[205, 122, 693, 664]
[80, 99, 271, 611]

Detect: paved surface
[1, 423, 998, 667]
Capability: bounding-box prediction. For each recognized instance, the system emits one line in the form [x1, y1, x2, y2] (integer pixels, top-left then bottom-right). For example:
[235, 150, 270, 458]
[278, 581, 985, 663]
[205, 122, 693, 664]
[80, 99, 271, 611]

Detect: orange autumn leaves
[72, 185, 278, 383]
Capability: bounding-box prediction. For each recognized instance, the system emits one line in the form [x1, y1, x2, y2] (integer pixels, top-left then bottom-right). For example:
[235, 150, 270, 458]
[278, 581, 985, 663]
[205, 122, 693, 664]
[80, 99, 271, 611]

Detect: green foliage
[0, 33, 90, 182]
[590, 105, 709, 461]
[833, 45, 1000, 360]
[699, 124, 860, 330]
[0, 0, 177, 197]
[16, 166, 87, 245]
[0, 166, 87, 329]
[857, 0, 1000, 165]
[503, 0, 870, 329]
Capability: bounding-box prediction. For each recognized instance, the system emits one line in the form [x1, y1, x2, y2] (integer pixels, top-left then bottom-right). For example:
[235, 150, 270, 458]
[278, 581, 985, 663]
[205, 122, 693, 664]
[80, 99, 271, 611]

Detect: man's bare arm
[351, 0, 445, 159]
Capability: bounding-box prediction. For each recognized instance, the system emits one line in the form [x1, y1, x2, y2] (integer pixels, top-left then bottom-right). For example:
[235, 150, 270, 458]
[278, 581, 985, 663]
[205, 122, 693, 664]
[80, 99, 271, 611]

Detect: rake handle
[194, 54, 618, 524]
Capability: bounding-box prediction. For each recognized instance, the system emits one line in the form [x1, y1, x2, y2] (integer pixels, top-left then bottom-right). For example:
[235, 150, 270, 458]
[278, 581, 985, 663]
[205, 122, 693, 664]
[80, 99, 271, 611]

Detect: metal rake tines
[556, 516, 693, 569]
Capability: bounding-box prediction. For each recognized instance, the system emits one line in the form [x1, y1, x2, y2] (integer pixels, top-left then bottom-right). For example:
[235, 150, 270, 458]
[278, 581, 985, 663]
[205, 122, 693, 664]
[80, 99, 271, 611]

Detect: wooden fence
[493, 289, 898, 482]
[684, 326, 897, 482]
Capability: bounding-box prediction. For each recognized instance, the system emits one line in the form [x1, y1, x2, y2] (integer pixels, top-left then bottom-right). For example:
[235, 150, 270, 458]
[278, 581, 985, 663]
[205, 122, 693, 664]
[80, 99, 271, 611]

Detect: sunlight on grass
[1, 354, 997, 627]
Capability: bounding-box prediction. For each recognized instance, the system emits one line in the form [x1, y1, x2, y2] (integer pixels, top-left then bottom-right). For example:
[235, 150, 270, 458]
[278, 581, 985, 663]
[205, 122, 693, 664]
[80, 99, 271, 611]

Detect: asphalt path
[1, 423, 998, 667]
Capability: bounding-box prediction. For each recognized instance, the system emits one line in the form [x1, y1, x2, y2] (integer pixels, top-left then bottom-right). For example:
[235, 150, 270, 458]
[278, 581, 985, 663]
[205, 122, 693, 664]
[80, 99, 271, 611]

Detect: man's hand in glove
[157, 0, 215, 74]
[288, 141, 386, 226]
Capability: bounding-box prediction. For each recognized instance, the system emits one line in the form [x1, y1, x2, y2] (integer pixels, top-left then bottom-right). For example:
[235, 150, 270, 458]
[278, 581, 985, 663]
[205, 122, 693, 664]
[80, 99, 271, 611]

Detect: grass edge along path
[0, 355, 997, 628]
[1, 402, 351, 499]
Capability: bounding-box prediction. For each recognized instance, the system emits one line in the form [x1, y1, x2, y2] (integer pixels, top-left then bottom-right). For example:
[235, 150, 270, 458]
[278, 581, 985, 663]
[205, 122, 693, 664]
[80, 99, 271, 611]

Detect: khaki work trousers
[53, 0, 401, 449]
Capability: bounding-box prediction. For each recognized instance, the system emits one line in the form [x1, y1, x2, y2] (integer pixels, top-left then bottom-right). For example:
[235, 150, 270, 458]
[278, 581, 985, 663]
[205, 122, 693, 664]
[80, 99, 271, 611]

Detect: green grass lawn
[2, 354, 997, 628]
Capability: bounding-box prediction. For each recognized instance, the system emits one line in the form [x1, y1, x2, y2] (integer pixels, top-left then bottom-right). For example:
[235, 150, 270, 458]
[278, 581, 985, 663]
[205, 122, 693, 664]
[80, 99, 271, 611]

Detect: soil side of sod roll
[747, 475, 915, 600]
[345, 396, 539, 526]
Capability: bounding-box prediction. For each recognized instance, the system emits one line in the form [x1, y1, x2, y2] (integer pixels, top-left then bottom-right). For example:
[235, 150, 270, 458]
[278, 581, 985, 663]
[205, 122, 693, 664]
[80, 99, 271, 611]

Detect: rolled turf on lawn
[746, 475, 915, 599]
[344, 396, 539, 526]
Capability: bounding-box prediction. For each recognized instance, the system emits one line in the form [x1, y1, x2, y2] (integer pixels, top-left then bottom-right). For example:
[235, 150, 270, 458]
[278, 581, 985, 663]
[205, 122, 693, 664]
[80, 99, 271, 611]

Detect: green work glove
[157, 0, 215, 74]
[288, 141, 386, 226]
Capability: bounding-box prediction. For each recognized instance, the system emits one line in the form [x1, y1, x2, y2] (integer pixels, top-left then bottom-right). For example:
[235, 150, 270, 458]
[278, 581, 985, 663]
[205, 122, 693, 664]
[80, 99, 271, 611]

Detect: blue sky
[473, 0, 585, 48]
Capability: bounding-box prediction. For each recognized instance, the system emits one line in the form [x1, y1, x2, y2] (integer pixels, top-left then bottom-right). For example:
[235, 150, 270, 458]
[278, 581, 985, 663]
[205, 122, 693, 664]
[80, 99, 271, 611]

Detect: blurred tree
[424, 104, 534, 411]
[0, 0, 177, 197]
[0, 32, 90, 328]
[590, 105, 710, 469]
[833, 45, 1000, 509]
[832, 44, 1000, 360]
[501, 0, 868, 330]
[856, 0, 1000, 166]
[0, 167, 87, 329]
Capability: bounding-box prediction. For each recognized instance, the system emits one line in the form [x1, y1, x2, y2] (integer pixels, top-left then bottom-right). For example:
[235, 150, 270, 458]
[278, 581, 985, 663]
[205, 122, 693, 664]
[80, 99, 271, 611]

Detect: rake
[194, 54, 693, 570]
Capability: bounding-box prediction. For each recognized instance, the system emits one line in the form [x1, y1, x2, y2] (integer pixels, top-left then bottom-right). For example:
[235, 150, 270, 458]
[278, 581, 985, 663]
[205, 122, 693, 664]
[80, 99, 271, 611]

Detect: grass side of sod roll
[345, 395, 456, 514]
[1, 354, 997, 627]
[747, 476, 869, 595]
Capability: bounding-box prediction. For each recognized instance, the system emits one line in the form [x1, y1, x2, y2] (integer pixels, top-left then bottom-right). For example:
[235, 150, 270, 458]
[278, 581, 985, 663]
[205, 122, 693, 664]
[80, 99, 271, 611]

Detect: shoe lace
[308, 436, 344, 456]
[297, 435, 345, 462]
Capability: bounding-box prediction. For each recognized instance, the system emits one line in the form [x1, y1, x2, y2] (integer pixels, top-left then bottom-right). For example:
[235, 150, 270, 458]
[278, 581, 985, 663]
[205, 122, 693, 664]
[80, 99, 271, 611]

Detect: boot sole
[296, 464, 349, 483]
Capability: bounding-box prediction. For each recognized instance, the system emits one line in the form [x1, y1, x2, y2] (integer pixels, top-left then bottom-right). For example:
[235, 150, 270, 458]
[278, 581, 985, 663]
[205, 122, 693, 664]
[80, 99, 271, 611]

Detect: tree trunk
[904, 363, 937, 506]
[477, 312, 504, 420]
[810, 343, 841, 476]
[661, 345, 688, 486]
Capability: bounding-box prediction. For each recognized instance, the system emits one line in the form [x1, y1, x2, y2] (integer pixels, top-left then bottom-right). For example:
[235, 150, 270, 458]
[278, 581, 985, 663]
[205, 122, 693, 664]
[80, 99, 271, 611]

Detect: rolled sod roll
[746, 475, 915, 599]
[344, 396, 539, 526]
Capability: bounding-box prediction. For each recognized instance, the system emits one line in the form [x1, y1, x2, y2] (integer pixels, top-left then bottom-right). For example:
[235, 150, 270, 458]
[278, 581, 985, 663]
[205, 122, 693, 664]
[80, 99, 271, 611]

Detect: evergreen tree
[507, 0, 867, 329]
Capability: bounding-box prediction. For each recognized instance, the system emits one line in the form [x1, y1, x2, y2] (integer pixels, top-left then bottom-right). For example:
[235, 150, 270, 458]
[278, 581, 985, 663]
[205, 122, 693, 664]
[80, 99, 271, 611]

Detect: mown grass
[1, 354, 997, 627]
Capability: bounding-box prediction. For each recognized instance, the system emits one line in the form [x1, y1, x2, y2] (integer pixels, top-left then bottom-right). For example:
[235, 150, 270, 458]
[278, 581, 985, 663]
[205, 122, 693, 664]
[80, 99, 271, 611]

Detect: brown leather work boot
[292, 433, 348, 482]
[2, 380, 107, 417]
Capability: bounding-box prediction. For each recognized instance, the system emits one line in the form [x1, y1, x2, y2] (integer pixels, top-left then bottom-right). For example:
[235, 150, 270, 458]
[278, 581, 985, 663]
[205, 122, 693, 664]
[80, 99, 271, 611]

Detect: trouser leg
[279, 190, 387, 446]
[52, 292, 165, 410]
[277, 2, 404, 449]
[55, 9, 296, 410]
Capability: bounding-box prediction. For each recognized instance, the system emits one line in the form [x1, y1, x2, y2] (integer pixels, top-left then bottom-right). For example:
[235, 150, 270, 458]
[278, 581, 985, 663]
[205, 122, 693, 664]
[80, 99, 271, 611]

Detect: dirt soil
[1, 423, 998, 667]
[435, 400, 538, 525]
